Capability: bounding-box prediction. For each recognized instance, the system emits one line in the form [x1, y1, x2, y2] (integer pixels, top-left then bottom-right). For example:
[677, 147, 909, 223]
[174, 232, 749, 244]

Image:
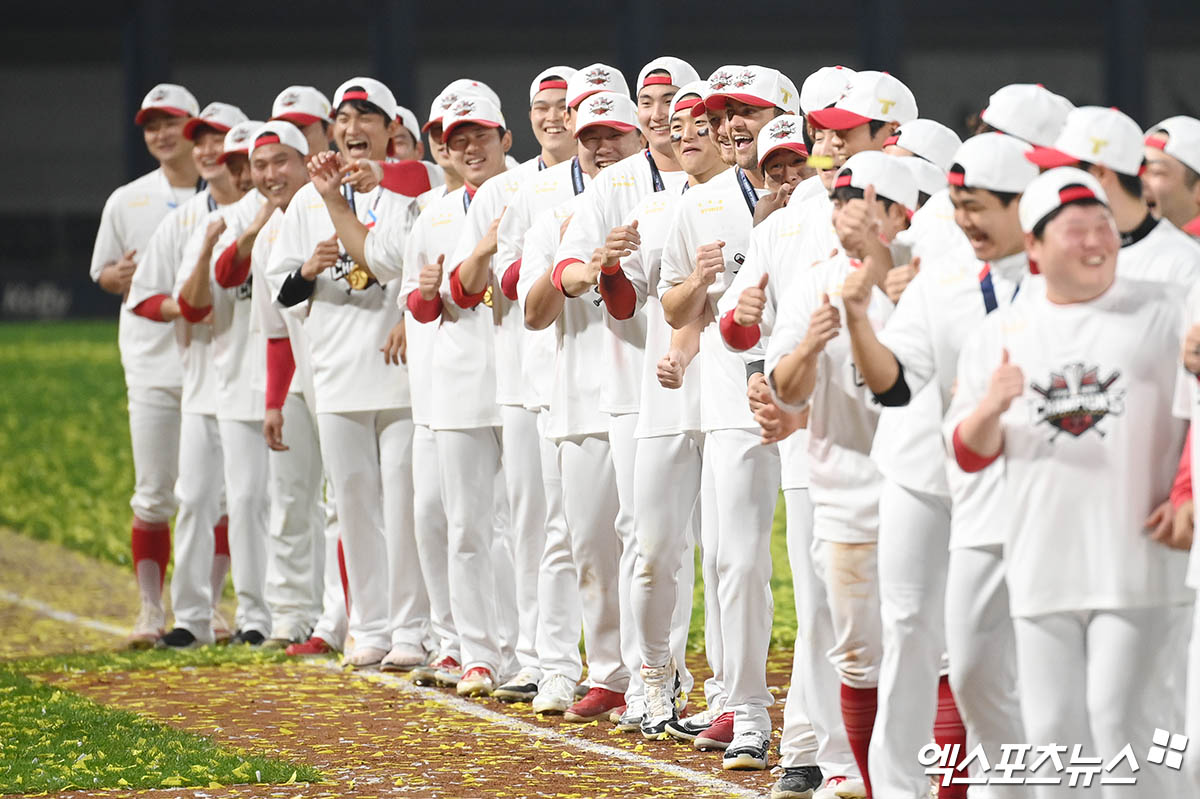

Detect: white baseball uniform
[949, 277, 1189, 798]
[1176, 281, 1200, 791]
[266, 181, 426, 656]
[658, 166, 780, 737]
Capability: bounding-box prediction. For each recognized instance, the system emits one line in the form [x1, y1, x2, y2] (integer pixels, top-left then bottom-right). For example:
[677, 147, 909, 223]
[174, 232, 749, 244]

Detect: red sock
[934, 675, 969, 799]
[337, 537, 350, 613]
[841, 684, 878, 798]
[131, 518, 171, 589]
[213, 515, 230, 556]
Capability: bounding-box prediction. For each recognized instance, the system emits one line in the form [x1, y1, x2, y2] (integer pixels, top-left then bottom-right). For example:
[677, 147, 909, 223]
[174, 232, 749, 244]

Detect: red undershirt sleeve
[406, 288, 443, 323]
[719, 308, 762, 351]
[265, 337, 295, 411]
[500, 259, 521, 301]
[380, 161, 434, 197]
[552, 257, 584, 297]
[449, 265, 488, 309]
[952, 424, 1002, 473]
[132, 294, 168, 322]
[177, 295, 211, 323]
[598, 267, 636, 320]
[1171, 426, 1193, 509]
[214, 241, 251, 288]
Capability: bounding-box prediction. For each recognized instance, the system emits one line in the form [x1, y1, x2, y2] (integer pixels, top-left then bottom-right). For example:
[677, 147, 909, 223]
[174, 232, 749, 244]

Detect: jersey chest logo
[1030, 362, 1125, 439]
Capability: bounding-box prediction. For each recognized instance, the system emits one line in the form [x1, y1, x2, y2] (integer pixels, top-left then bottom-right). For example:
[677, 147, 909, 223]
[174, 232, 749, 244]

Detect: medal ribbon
[978, 262, 1019, 315]
[735, 167, 759, 215]
[571, 157, 585, 196]
[645, 149, 665, 193]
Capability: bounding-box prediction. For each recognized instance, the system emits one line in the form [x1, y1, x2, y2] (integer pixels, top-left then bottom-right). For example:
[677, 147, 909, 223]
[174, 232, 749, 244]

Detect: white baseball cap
[902, 157, 948, 199]
[800, 66, 857, 115]
[529, 66, 577, 105]
[567, 64, 630, 108]
[948, 133, 1039, 193]
[574, 92, 640, 137]
[446, 78, 502, 108]
[1145, 116, 1200, 175]
[1027, 106, 1144, 176]
[183, 102, 248, 140]
[808, 71, 917, 131]
[885, 119, 962, 171]
[270, 86, 332, 126]
[442, 96, 507, 141]
[702, 65, 800, 116]
[980, 83, 1074, 148]
[833, 150, 919, 212]
[135, 83, 199, 125]
[217, 120, 263, 164]
[636, 56, 701, 93]
[669, 81, 708, 119]
[249, 121, 310, 159]
[395, 106, 421, 143]
[757, 114, 809, 168]
[1018, 166, 1109, 233]
[333, 77, 399, 122]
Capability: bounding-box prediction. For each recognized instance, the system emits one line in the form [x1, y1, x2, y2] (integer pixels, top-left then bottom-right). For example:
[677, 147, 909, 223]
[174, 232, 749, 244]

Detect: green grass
[0, 320, 798, 648]
[5, 643, 296, 676]
[0, 654, 320, 794]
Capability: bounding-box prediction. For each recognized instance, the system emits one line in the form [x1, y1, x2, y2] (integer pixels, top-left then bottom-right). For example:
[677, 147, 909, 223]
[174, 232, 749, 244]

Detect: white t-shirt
[1118, 217, 1200, 288]
[92, 168, 197, 390]
[766, 254, 893, 542]
[658, 167, 767, 432]
[620, 186, 702, 438]
[899, 188, 974, 267]
[210, 191, 267, 422]
[949, 278, 1189, 617]
[515, 203, 573, 412]
[265, 182, 415, 415]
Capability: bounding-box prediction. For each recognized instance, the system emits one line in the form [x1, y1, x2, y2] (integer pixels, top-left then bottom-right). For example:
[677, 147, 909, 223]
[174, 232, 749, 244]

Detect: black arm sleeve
[277, 268, 316, 307]
[872, 361, 912, 407]
[745, 360, 765, 381]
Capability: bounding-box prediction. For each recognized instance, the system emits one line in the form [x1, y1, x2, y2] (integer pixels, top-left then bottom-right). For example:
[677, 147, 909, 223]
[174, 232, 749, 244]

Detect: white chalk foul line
[318, 661, 762, 799]
[3, 589, 761, 798]
[0, 589, 129, 638]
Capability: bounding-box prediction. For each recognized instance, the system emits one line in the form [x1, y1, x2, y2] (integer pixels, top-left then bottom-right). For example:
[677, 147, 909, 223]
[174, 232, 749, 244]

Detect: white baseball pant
[1187, 594, 1200, 791]
[779, 487, 858, 778]
[127, 385, 182, 523]
[811, 538, 882, 689]
[536, 410, 583, 680]
[608, 413, 645, 704]
[944, 545, 1024, 796]
[436, 426, 503, 674]
[412, 423, 456, 661]
[1014, 606, 1189, 798]
[311, 481, 347, 648]
[501, 404, 546, 676]
[699, 439, 725, 709]
[264, 392, 324, 640]
[218, 418, 271, 636]
[870, 480, 953, 797]
[491, 466, 520, 677]
[171, 411, 223, 641]
[629, 432, 702, 689]
[558, 433, 626, 692]
[706, 428, 780, 735]
[317, 409, 426, 653]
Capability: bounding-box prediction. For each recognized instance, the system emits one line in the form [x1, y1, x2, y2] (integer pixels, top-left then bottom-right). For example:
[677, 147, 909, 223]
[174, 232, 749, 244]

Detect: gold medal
[347, 264, 370, 290]
[482, 284, 493, 308]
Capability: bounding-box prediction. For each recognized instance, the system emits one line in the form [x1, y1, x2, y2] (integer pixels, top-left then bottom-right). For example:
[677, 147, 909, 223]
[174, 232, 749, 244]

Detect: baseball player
[267, 77, 426, 669]
[656, 65, 797, 770]
[1177, 288, 1200, 791]
[127, 103, 254, 647]
[91, 83, 201, 646]
[949, 167, 1189, 797]
[269, 86, 332, 156]
[1144, 116, 1200, 234]
[554, 57, 698, 731]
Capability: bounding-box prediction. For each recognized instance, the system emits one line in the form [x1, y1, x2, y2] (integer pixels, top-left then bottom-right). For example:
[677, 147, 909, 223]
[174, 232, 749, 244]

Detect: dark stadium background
[2, 0, 1198, 320]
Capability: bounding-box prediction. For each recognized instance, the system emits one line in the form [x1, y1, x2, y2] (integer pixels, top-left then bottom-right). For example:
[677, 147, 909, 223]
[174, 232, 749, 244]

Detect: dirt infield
[2, 529, 794, 798]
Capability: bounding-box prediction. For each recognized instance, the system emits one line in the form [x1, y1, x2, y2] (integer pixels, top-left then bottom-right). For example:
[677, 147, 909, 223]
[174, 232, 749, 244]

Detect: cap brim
[271, 112, 324, 126]
[758, 142, 810, 169]
[705, 93, 774, 112]
[807, 107, 873, 130]
[568, 89, 603, 109]
[442, 118, 503, 140]
[135, 106, 191, 126]
[1026, 146, 1080, 169]
[421, 117, 443, 134]
[215, 149, 249, 164]
[574, 120, 638, 138]
[183, 119, 232, 140]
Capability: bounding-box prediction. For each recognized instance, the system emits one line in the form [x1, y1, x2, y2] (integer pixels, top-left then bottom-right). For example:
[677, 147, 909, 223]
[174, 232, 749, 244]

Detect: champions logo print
[452, 100, 476, 117]
[589, 96, 614, 116]
[1030, 362, 1125, 439]
[279, 91, 298, 108]
[709, 71, 735, 92]
[734, 69, 756, 88]
[439, 93, 459, 111]
[771, 119, 798, 139]
[585, 67, 611, 86]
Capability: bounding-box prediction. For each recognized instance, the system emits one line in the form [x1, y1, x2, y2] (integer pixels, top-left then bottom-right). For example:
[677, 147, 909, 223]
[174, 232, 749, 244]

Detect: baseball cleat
[127, 603, 165, 649]
[693, 711, 735, 751]
[639, 662, 678, 739]
[380, 644, 426, 672]
[493, 668, 541, 702]
[722, 729, 770, 770]
[230, 629, 266, 646]
[531, 673, 576, 714]
[457, 666, 496, 697]
[155, 627, 201, 650]
[770, 765, 824, 798]
[614, 699, 645, 732]
[285, 636, 336, 657]
[564, 687, 625, 723]
[664, 704, 725, 743]
[344, 646, 387, 669]
[813, 776, 866, 799]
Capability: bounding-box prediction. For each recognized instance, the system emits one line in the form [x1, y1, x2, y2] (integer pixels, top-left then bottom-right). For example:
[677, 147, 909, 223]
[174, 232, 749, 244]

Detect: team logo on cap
[589, 96, 615, 116]
[439, 93, 459, 111]
[1088, 136, 1108, 156]
[770, 120, 797, 139]
[230, 128, 250, 144]
[585, 67, 611, 86]
[1031, 362, 1125, 439]
[734, 69, 757, 88]
[451, 100, 476, 117]
[709, 70, 735, 91]
[150, 88, 167, 102]
[878, 98, 896, 115]
[280, 92, 298, 108]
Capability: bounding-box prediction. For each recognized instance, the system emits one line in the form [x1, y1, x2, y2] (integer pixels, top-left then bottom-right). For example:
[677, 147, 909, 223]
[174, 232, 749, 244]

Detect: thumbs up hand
[734, 272, 770, 327]
[802, 292, 841, 354]
[985, 348, 1025, 416]
[419, 254, 445, 301]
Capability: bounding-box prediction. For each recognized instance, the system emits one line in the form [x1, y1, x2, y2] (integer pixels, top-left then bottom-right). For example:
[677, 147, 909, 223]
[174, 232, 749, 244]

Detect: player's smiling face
[142, 113, 191, 163]
[706, 108, 736, 166]
[1028, 203, 1120, 303]
[446, 123, 511, 188]
[391, 127, 423, 161]
[530, 89, 572, 152]
[950, 186, 1025, 262]
[190, 129, 229, 182]
[670, 104, 722, 179]
[763, 149, 810, 191]
[724, 100, 776, 171]
[578, 126, 644, 171]
[826, 121, 896, 168]
[251, 143, 308, 209]
[1142, 142, 1200, 227]
[638, 82, 678, 152]
[334, 103, 393, 162]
